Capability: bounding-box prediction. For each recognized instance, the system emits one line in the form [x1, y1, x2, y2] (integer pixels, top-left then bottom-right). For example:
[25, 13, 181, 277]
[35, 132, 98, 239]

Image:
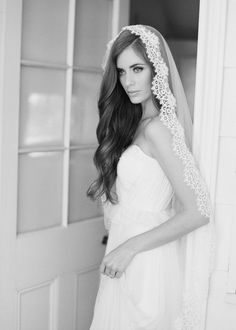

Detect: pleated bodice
[104, 144, 175, 230]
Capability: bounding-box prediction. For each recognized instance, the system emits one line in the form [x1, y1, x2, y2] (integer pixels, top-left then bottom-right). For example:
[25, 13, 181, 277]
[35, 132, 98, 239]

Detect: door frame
[193, 0, 228, 326]
[193, 0, 227, 200]
[111, 0, 130, 37]
[0, 0, 22, 328]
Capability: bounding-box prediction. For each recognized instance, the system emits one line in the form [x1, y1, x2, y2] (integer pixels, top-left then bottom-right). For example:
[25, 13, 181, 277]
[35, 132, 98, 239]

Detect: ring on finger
[109, 269, 116, 278]
[114, 271, 122, 278]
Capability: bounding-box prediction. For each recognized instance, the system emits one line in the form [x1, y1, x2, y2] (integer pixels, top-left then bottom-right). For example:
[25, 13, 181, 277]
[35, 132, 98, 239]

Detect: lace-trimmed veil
[102, 25, 215, 330]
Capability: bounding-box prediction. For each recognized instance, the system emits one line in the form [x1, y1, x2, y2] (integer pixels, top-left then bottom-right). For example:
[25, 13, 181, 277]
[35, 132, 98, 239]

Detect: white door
[0, 0, 129, 329]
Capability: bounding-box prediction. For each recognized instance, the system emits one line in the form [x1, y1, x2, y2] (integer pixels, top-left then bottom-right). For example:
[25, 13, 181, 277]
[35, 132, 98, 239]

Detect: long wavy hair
[87, 30, 160, 203]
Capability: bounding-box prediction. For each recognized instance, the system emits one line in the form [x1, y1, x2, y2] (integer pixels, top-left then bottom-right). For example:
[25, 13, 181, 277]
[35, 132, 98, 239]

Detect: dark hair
[87, 30, 160, 203]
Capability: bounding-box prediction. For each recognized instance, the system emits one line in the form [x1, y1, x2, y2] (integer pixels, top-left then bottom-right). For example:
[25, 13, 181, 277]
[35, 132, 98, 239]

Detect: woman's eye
[117, 69, 125, 76]
[134, 66, 143, 73]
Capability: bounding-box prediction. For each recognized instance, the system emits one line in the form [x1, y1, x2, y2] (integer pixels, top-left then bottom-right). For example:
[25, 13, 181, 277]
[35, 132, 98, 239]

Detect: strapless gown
[90, 144, 184, 330]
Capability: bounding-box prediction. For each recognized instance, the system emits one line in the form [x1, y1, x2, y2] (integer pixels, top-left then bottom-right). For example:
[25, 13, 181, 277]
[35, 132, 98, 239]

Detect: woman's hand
[100, 241, 136, 279]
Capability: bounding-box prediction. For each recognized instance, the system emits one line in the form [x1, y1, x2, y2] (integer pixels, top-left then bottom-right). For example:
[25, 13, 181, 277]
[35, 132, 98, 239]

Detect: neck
[141, 98, 158, 120]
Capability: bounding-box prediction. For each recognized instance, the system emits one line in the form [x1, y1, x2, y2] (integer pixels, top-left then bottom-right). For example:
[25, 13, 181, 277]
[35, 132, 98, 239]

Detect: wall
[129, 0, 199, 39]
[206, 0, 236, 328]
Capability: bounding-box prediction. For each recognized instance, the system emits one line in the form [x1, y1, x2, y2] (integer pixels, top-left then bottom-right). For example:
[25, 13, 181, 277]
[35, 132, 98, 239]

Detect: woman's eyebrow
[130, 63, 145, 68]
[117, 63, 145, 69]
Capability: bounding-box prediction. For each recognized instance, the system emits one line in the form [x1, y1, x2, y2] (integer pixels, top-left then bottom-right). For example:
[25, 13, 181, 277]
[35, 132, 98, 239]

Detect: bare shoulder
[143, 116, 172, 149]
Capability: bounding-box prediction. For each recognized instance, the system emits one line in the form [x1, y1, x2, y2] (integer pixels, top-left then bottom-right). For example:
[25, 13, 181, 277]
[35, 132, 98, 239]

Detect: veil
[150, 27, 215, 329]
[102, 25, 215, 329]
[156, 29, 193, 151]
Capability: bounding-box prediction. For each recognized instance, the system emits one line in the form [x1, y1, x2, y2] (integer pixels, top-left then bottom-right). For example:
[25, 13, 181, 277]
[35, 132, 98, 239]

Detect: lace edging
[123, 25, 211, 218]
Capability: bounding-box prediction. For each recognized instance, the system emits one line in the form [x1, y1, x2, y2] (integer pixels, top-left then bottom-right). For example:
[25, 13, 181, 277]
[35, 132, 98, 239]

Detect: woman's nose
[124, 73, 135, 88]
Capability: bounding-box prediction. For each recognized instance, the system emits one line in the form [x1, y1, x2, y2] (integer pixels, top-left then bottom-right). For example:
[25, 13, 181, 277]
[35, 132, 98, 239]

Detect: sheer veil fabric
[102, 25, 215, 329]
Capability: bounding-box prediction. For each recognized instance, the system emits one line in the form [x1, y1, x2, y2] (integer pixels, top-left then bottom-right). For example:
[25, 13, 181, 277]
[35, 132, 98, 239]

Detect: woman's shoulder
[143, 115, 172, 147]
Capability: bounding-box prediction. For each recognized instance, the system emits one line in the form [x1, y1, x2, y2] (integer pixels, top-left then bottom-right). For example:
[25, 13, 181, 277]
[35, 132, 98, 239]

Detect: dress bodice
[117, 144, 173, 212]
[103, 144, 175, 229]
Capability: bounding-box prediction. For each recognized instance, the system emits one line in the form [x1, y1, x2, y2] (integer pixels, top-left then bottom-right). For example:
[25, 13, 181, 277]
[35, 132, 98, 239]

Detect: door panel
[19, 67, 66, 148]
[70, 71, 101, 145]
[17, 152, 63, 233]
[21, 0, 69, 63]
[73, 0, 112, 67]
[18, 281, 53, 330]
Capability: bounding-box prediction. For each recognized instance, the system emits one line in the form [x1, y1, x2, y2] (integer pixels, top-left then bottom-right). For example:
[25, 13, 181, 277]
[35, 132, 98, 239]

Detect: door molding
[0, 0, 22, 328]
[193, 0, 228, 327]
[193, 0, 228, 201]
[111, 0, 130, 37]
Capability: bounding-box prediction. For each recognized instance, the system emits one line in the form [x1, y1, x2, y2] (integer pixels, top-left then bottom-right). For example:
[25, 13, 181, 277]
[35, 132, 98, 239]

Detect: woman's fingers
[104, 266, 111, 277]
[100, 262, 123, 279]
[100, 263, 112, 276]
[99, 263, 106, 274]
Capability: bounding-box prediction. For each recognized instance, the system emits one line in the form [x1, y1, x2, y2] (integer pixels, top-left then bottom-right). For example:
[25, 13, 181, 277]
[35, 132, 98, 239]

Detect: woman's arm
[127, 116, 209, 253]
[125, 207, 208, 256]
[100, 117, 209, 278]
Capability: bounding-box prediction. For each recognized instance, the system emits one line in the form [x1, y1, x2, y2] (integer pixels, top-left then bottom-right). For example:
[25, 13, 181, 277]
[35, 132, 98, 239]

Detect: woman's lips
[127, 90, 139, 96]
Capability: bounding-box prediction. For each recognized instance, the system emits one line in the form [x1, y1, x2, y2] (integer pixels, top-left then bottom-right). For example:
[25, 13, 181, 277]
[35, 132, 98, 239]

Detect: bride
[87, 25, 213, 330]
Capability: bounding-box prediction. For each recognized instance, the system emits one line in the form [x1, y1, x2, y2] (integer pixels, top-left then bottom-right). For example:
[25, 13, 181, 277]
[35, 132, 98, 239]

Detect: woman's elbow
[193, 213, 210, 229]
[199, 214, 210, 226]
[184, 208, 210, 230]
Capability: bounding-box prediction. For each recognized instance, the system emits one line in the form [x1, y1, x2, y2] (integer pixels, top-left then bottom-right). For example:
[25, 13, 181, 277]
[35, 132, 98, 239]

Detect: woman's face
[116, 46, 153, 107]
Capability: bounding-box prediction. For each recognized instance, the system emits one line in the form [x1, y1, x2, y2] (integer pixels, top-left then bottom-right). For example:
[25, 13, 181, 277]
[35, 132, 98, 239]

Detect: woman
[87, 25, 214, 330]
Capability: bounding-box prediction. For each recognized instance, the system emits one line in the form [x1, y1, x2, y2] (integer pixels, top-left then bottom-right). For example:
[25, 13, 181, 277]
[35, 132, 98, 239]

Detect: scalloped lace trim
[123, 25, 211, 219]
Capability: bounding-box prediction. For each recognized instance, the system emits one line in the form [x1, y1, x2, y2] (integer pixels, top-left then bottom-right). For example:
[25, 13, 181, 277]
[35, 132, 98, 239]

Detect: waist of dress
[108, 203, 175, 228]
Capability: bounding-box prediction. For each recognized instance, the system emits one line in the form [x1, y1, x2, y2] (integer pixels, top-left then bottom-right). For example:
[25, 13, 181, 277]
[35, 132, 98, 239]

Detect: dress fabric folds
[90, 144, 184, 330]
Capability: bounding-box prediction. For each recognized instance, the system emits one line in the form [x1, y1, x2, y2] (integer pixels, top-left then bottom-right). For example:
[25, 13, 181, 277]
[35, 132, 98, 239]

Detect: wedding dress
[90, 25, 214, 330]
[90, 144, 184, 329]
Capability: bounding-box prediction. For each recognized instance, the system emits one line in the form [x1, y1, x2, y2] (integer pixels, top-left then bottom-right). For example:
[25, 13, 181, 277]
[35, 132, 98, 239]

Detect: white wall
[206, 0, 236, 328]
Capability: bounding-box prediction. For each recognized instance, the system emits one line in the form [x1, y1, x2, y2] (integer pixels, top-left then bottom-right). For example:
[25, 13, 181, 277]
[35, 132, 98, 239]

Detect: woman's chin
[129, 97, 142, 104]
